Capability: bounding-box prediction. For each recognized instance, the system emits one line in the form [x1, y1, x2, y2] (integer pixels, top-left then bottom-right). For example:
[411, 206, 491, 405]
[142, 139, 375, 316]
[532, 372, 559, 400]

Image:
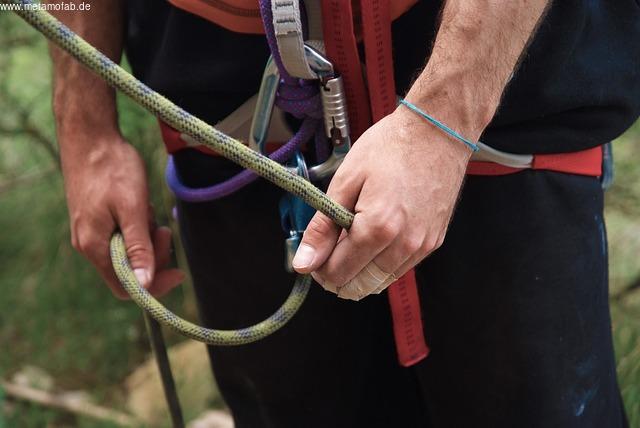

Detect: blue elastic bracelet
[399, 99, 480, 152]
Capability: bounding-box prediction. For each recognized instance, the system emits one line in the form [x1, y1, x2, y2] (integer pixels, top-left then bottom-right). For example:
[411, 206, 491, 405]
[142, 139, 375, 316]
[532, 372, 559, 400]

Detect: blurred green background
[1, 10, 639, 428]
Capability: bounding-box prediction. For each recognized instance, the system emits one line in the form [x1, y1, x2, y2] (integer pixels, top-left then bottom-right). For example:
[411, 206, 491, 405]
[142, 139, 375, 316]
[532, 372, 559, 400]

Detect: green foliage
[0, 12, 186, 426]
[605, 122, 640, 427]
[1, 8, 639, 428]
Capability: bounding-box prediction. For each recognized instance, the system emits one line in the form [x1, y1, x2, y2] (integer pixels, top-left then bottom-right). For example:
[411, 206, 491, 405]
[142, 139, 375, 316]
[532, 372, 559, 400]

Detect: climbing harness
[7, 0, 608, 359]
[6, 0, 607, 343]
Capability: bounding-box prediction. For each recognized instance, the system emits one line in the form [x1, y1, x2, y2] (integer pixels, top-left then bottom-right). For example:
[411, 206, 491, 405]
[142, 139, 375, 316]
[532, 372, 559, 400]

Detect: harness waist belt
[468, 145, 603, 176]
[160, 121, 298, 156]
[160, 120, 603, 177]
[166, 0, 418, 35]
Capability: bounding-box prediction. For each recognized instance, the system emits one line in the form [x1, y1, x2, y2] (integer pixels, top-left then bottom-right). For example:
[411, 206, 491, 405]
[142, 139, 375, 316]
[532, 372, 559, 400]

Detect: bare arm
[50, 0, 123, 144]
[49, 0, 183, 298]
[295, 0, 550, 300]
[406, 0, 551, 139]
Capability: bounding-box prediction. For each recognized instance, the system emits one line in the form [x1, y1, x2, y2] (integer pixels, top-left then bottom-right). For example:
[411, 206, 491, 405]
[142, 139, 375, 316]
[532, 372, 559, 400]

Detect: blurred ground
[0, 11, 639, 428]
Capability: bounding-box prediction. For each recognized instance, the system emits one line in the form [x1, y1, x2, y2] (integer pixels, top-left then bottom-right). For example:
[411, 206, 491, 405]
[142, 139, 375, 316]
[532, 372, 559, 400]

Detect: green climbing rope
[6, 0, 354, 345]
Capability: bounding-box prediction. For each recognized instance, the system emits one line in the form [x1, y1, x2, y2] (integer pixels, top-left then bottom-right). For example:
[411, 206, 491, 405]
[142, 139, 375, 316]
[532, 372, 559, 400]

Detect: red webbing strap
[321, 0, 372, 140]
[160, 120, 218, 156]
[360, 0, 396, 121]
[533, 146, 602, 176]
[323, 0, 429, 367]
[387, 269, 428, 366]
[159, 120, 286, 156]
[466, 146, 603, 177]
[360, 0, 429, 368]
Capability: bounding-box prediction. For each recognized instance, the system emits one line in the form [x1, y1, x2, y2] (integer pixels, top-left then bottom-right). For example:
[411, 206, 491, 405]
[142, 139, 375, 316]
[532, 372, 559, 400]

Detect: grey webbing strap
[272, 0, 323, 79]
[471, 142, 534, 169]
[303, 0, 323, 40]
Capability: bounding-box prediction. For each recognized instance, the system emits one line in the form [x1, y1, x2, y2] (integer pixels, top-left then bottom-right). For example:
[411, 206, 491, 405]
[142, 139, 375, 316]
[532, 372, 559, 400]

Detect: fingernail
[134, 268, 151, 288]
[292, 244, 315, 269]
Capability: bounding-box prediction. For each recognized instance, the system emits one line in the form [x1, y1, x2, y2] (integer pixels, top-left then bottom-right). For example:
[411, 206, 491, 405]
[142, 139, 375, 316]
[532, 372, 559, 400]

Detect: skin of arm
[49, 0, 183, 298]
[293, 0, 551, 300]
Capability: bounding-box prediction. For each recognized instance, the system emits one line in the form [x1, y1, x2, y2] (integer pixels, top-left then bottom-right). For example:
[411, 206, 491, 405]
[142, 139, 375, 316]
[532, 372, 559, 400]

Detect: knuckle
[422, 236, 440, 255]
[327, 166, 355, 193]
[370, 219, 400, 242]
[69, 220, 85, 253]
[349, 229, 375, 247]
[321, 267, 347, 288]
[126, 241, 150, 260]
[75, 233, 98, 256]
[76, 239, 91, 254]
[119, 195, 139, 214]
[71, 235, 81, 252]
[329, 167, 348, 186]
[401, 236, 423, 255]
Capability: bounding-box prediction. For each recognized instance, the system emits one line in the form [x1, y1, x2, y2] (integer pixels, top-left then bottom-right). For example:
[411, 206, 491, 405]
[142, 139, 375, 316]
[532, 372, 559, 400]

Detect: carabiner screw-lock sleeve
[320, 76, 351, 147]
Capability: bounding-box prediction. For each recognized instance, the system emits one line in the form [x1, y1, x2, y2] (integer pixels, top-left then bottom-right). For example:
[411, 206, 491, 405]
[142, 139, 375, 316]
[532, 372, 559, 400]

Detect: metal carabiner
[249, 56, 280, 154]
[250, 48, 351, 182]
[303, 44, 352, 181]
[282, 151, 315, 272]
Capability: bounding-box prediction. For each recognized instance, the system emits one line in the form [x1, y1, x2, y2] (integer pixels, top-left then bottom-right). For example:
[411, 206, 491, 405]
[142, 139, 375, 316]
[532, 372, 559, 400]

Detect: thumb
[117, 208, 155, 289]
[293, 212, 340, 274]
[293, 171, 363, 274]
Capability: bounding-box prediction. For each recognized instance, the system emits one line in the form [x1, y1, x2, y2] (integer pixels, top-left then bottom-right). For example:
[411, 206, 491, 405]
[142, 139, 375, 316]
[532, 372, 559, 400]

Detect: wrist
[54, 86, 123, 170]
[404, 70, 499, 141]
[53, 81, 119, 139]
[390, 104, 474, 165]
[59, 131, 126, 176]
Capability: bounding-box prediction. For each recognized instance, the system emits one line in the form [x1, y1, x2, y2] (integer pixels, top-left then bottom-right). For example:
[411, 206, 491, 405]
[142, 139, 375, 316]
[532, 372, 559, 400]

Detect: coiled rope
[6, 0, 354, 345]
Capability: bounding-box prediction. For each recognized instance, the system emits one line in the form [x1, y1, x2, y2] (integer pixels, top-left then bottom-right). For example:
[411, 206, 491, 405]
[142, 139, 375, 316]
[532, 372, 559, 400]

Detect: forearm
[405, 0, 550, 141]
[48, 0, 125, 161]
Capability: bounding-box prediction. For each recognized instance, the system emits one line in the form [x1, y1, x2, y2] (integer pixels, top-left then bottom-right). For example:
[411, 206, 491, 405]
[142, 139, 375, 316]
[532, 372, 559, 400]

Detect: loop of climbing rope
[6, 0, 354, 345]
[110, 234, 312, 345]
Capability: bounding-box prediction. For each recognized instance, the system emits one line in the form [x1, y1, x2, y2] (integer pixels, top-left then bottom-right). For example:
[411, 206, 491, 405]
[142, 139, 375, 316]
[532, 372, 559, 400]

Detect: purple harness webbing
[165, 0, 323, 202]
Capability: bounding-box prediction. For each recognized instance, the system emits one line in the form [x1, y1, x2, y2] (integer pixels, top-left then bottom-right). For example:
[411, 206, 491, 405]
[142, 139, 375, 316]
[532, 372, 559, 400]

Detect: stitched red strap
[322, 0, 429, 367]
[387, 269, 429, 366]
[360, 0, 429, 367]
[360, 0, 396, 121]
[533, 146, 602, 176]
[467, 146, 603, 176]
[321, 0, 372, 140]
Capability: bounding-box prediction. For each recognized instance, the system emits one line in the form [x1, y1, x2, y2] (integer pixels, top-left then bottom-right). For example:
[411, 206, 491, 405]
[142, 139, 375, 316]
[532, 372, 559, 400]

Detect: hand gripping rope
[5, 0, 354, 346]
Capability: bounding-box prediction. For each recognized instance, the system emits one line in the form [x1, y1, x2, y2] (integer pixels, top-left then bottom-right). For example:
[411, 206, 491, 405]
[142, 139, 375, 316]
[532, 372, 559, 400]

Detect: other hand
[62, 134, 184, 299]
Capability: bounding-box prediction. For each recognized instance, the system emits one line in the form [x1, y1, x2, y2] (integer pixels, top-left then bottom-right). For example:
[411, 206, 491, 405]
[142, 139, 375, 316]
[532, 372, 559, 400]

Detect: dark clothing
[123, 1, 634, 426]
[177, 156, 627, 427]
[125, 0, 640, 154]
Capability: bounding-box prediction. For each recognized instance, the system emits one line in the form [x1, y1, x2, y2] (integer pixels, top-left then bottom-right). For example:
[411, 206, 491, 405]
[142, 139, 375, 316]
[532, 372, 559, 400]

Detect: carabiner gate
[249, 46, 352, 182]
[249, 56, 280, 154]
[304, 44, 351, 181]
[282, 151, 315, 272]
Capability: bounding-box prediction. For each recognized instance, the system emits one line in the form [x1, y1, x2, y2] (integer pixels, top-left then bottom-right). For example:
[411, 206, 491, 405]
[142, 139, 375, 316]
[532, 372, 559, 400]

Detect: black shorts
[175, 151, 628, 428]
